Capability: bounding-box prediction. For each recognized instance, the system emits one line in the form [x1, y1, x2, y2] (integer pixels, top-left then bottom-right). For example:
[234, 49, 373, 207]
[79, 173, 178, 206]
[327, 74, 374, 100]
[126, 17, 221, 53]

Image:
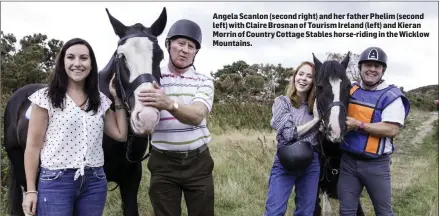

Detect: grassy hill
[405, 84, 438, 111]
[101, 109, 438, 216]
[1, 83, 438, 215]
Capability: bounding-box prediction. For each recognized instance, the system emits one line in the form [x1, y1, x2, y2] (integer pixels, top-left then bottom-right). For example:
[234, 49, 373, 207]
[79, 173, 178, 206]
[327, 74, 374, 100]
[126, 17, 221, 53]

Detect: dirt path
[389, 111, 438, 198]
[325, 111, 438, 216]
[411, 112, 438, 145]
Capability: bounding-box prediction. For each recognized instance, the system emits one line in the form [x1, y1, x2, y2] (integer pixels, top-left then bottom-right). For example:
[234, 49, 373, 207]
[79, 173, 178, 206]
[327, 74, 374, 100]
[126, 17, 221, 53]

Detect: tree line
[1, 32, 364, 104]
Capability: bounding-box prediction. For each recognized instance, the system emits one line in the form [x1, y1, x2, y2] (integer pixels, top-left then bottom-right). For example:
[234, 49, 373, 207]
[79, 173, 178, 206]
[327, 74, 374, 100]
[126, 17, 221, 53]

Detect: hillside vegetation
[405, 84, 438, 111]
[1, 32, 438, 215]
[101, 109, 438, 216]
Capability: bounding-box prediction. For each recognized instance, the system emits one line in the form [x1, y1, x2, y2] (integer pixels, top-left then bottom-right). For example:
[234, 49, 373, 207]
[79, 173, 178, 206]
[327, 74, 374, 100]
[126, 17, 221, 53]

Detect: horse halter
[317, 99, 348, 136]
[114, 32, 159, 113]
[112, 32, 160, 164]
[317, 100, 348, 183]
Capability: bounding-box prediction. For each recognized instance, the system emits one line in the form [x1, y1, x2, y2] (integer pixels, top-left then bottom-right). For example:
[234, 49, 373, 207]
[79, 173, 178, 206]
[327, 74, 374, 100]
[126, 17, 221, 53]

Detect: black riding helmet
[166, 19, 202, 70]
[358, 47, 387, 67]
[358, 47, 388, 87]
[277, 140, 314, 171]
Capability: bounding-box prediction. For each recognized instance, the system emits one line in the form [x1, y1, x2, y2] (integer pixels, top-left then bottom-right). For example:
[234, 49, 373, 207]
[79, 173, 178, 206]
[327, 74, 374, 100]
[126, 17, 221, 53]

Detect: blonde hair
[285, 61, 317, 114]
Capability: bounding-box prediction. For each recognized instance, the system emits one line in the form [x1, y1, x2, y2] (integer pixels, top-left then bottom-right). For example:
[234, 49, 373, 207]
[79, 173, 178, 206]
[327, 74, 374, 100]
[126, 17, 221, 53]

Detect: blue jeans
[36, 166, 108, 216]
[264, 152, 320, 216]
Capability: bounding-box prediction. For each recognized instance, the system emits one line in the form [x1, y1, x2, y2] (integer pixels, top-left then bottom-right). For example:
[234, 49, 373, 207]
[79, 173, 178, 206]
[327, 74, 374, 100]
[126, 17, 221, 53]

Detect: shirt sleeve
[192, 77, 214, 113]
[381, 97, 406, 127]
[270, 96, 299, 144]
[28, 87, 51, 111]
[99, 92, 112, 114]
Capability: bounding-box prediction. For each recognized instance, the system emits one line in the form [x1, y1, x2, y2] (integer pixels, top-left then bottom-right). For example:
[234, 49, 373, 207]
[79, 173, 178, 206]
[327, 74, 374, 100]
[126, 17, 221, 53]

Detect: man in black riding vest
[338, 47, 410, 216]
[136, 19, 215, 216]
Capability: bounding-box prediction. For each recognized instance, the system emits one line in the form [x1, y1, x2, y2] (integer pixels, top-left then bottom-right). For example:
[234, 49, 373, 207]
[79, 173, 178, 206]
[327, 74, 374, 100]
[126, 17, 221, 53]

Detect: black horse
[2, 7, 167, 216]
[311, 52, 365, 216]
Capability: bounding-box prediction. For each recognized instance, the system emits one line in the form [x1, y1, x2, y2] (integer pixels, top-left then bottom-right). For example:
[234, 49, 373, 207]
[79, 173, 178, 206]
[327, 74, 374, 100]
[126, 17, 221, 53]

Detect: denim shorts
[36, 166, 107, 216]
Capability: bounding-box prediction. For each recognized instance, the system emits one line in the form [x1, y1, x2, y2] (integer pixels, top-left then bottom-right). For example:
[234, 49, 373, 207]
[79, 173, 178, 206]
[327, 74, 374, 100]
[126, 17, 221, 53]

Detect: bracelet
[25, 191, 38, 195]
[114, 104, 125, 110]
[356, 122, 365, 131]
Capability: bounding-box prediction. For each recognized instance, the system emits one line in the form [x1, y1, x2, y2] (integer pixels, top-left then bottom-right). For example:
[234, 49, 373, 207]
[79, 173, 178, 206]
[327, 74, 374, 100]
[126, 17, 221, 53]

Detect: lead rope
[317, 121, 339, 183]
[125, 126, 152, 164]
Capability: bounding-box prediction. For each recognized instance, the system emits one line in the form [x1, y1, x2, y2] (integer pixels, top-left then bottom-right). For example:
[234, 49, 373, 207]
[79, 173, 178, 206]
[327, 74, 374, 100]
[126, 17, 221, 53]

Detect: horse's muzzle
[130, 107, 160, 135]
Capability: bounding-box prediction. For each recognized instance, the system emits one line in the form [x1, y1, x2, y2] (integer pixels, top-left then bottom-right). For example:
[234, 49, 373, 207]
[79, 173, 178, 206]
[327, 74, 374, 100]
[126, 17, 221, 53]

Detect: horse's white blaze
[328, 77, 342, 141]
[117, 37, 160, 135]
[117, 37, 154, 83]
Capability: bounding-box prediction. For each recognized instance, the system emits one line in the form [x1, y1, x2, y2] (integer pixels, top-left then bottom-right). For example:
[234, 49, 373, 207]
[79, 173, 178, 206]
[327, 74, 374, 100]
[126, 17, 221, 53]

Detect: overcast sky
[2, 2, 437, 91]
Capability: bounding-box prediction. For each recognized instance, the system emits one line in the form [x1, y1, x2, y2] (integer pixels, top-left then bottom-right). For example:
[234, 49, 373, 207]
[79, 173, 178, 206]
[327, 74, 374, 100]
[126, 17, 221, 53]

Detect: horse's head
[312, 52, 351, 143]
[103, 8, 167, 136]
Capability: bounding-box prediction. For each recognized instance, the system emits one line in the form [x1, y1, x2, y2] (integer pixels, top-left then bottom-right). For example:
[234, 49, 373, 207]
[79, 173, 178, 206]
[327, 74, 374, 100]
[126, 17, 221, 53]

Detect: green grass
[392, 119, 438, 216]
[105, 110, 438, 216]
[1, 104, 437, 216]
[101, 110, 438, 216]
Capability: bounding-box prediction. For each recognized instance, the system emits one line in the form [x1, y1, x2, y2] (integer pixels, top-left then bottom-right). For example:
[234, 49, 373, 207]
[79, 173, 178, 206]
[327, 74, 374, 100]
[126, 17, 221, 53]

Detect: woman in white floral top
[22, 38, 128, 216]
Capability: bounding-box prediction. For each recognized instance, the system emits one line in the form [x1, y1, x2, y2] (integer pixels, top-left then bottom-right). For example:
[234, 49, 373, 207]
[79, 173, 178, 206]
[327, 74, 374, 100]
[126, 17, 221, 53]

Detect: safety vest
[341, 83, 410, 158]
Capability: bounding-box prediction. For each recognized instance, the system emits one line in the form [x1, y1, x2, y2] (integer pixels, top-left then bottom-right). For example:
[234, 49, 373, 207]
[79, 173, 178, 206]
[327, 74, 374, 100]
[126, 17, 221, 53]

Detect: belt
[152, 144, 208, 159]
[342, 151, 390, 161]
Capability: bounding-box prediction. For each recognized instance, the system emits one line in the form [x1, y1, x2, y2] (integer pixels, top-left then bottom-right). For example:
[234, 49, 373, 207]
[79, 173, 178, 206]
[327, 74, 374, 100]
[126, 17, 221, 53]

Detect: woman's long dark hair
[46, 38, 100, 115]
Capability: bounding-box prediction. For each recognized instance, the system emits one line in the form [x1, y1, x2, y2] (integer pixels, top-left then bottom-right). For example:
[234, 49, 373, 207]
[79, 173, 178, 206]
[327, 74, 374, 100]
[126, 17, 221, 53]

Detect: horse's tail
[6, 160, 25, 216]
[108, 183, 120, 191]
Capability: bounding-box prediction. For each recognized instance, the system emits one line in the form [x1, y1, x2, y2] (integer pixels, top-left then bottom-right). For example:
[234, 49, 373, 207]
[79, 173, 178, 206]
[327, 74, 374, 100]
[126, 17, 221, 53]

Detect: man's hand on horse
[137, 81, 173, 111]
[346, 116, 360, 131]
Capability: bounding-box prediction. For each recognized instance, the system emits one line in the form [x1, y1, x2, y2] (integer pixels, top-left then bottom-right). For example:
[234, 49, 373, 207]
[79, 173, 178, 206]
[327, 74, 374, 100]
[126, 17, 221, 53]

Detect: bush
[207, 102, 273, 131]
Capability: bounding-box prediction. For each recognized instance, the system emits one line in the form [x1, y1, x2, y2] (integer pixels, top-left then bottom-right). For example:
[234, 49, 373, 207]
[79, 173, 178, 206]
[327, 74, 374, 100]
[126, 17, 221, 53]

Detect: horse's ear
[341, 51, 351, 70]
[312, 53, 322, 72]
[149, 7, 167, 37]
[106, 8, 128, 38]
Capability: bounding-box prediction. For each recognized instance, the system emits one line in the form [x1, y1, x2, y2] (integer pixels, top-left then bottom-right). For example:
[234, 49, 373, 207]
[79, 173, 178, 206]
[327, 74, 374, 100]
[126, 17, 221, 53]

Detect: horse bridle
[317, 100, 347, 130]
[113, 32, 160, 163]
[316, 99, 348, 182]
[114, 32, 159, 114]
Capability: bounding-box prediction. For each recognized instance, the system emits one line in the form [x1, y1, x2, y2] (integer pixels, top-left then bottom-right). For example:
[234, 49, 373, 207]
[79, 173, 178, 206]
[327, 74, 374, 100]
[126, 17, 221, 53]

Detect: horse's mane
[317, 60, 349, 84]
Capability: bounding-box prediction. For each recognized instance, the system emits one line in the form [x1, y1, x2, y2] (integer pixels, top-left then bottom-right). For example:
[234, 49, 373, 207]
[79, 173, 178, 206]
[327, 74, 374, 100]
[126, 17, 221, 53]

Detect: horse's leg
[313, 185, 322, 216]
[6, 147, 27, 216]
[119, 162, 142, 216]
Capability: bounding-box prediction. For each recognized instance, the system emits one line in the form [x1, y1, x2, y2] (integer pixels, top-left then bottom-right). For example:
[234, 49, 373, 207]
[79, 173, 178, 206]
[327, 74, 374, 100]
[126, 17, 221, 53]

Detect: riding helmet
[358, 47, 388, 68]
[277, 140, 314, 171]
[166, 19, 202, 49]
